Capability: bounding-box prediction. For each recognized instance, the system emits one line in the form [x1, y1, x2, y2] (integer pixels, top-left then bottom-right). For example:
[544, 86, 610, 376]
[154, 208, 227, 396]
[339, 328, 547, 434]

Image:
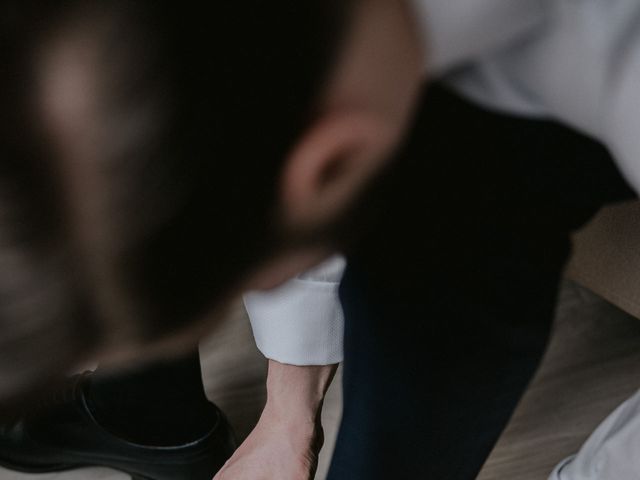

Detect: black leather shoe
[0, 372, 236, 480]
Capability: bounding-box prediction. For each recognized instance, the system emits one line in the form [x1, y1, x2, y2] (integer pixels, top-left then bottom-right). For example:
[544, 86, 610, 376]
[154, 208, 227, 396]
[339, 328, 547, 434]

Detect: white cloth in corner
[550, 388, 640, 479]
[243, 256, 346, 366]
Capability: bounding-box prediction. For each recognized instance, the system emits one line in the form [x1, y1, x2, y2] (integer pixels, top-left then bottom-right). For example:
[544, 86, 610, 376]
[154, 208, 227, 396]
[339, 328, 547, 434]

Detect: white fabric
[411, 0, 547, 74]
[243, 256, 346, 366]
[425, 0, 640, 193]
[549, 389, 640, 479]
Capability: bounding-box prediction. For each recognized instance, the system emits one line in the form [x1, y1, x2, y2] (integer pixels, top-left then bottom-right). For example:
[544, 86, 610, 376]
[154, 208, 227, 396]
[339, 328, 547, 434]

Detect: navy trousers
[328, 85, 636, 479]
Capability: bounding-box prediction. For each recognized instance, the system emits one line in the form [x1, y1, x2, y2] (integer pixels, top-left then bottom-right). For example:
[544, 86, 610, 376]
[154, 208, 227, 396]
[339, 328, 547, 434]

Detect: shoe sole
[0, 457, 74, 474]
[0, 458, 156, 480]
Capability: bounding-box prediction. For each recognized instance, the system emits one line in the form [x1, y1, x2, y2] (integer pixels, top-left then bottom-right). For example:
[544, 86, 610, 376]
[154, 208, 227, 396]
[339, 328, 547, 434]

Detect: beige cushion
[567, 201, 640, 319]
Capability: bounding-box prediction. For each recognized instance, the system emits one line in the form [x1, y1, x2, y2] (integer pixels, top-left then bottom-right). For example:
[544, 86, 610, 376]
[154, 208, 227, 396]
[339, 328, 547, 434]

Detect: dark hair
[0, 1, 354, 406]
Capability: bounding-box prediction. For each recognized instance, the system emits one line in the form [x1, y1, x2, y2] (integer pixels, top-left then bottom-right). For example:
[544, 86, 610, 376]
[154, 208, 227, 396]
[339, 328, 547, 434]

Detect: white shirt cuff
[243, 256, 345, 366]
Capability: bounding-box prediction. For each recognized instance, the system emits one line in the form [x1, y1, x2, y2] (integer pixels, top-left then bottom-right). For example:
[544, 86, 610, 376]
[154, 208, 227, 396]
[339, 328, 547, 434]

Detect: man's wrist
[264, 359, 338, 425]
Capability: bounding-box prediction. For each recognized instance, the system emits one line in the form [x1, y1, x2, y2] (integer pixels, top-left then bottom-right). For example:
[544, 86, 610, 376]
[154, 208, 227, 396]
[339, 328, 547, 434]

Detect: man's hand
[213, 360, 338, 480]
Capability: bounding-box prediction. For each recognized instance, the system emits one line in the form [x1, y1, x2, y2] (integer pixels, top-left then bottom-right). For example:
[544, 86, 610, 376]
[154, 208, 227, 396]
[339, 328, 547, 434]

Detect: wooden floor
[478, 281, 640, 479]
[3, 281, 640, 479]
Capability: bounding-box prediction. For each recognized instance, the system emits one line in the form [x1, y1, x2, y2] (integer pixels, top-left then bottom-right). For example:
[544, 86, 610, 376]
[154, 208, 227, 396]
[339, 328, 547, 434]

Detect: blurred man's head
[0, 0, 424, 403]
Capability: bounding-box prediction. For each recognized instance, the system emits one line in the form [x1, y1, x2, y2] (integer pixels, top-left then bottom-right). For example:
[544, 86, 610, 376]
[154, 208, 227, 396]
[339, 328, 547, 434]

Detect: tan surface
[479, 281, 640, 479]
[567, 201, 640, 319]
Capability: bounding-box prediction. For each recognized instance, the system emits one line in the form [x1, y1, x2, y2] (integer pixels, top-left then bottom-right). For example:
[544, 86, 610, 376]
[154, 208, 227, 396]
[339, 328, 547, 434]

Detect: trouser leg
[328, 84, 636, 479]
[332, 242, 565, 479]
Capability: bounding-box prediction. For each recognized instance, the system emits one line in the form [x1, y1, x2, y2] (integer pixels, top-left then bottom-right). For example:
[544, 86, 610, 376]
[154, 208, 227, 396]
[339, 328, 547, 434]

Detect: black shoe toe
[0, 372, 236, 480]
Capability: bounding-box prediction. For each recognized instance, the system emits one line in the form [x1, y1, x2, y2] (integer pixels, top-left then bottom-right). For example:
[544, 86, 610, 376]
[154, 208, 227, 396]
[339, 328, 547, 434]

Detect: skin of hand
[213, 360, 338, 480]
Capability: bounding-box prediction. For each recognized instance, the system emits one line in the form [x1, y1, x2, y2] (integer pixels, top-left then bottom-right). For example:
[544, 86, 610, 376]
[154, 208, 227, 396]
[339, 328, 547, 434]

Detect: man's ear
[280, 111, 397, 230]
